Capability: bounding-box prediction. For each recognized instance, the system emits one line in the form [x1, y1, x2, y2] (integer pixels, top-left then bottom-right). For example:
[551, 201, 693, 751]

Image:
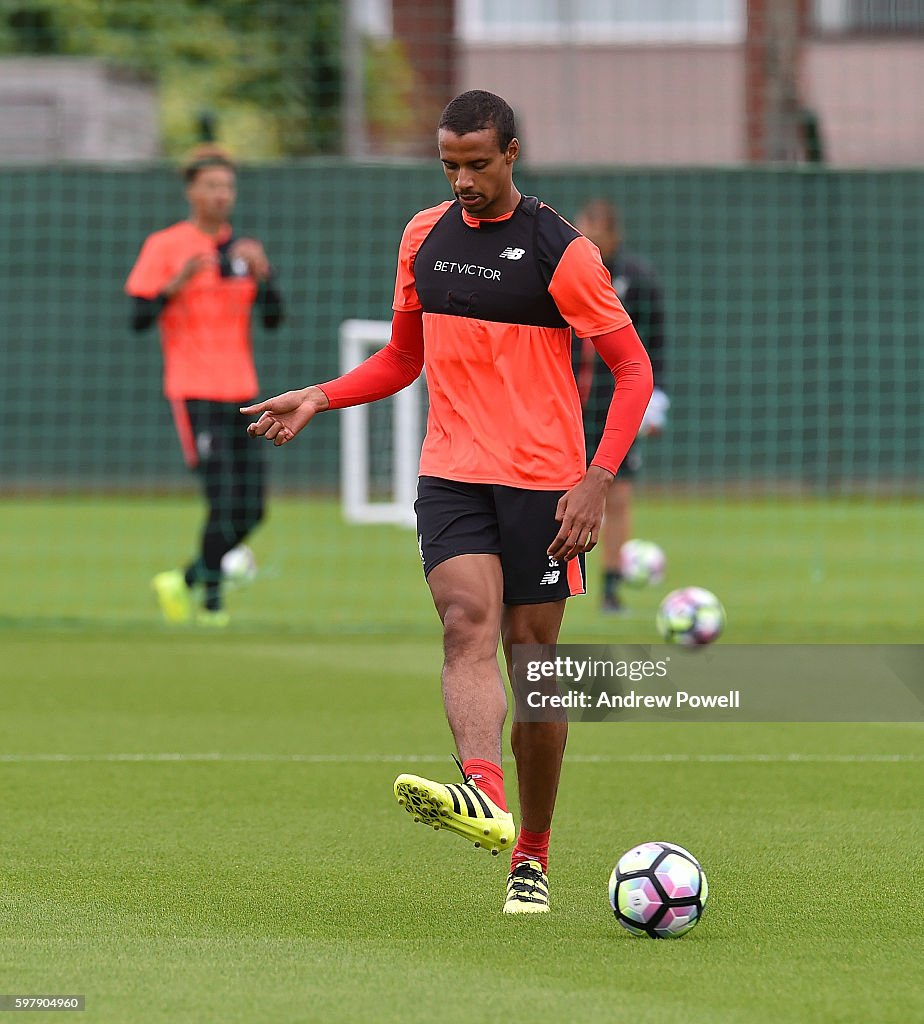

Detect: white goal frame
[339, 318, 423, 527]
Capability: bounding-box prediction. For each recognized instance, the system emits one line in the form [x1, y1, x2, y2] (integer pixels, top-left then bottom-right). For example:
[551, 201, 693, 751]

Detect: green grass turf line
[2, 492, 922, 1021]
[1, 633, 923, 1022]
[3, 756, 922, 1023]
[1, 494, 922, 640]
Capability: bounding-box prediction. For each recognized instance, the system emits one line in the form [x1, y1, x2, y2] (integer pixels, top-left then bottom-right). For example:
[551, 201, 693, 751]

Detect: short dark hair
[438, 90, 517, 152]
[182, 145, 236, 183]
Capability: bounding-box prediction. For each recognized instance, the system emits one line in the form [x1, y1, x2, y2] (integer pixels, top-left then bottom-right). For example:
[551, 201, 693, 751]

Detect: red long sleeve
[587, 323, 654, 476]
[318, 309, 424, 410]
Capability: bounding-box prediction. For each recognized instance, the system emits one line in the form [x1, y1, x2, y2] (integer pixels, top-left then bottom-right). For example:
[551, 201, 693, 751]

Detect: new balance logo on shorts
[499, 247, 526, 260]
[540, 556, 561, 585]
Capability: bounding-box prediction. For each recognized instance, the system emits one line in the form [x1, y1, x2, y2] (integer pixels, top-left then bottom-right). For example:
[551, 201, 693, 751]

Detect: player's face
[438, 127, 519, 219]
[186, 166, 236, 225]
[576, 214, 618, 260]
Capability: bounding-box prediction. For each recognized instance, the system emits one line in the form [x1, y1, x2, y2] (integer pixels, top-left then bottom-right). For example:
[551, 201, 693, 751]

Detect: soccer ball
[618, 539, 666, 587]
[656, 586, 725, 645]
[609, 841, 709, 938]
[220, 544, 257, 584]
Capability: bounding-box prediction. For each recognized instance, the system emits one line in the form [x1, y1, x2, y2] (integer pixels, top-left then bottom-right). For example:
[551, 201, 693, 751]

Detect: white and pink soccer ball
[656, 586, 725, 646]
[609, 841, 709, 939]
[618, 539, 667, 588]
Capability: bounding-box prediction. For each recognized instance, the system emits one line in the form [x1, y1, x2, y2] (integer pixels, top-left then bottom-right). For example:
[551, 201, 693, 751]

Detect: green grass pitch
[1, 497, 922, 1023]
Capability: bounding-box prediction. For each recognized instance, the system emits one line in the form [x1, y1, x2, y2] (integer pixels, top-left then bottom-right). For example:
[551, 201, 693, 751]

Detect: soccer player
[126, 146, 284, 626]
[242, 92, 652, 913]
[573, 199, 669, 613]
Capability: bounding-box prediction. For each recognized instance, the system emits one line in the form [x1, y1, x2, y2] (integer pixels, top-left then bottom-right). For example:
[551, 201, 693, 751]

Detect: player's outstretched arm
[319, 309, 424, 408]
[241, 310, 424, 447]
[241, 387, 329, 446]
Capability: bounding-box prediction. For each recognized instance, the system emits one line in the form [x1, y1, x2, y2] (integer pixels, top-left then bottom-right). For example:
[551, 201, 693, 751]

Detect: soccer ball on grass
[618, 539, 666, 587]
[656, 586, 725, 645]
[220, 544, 258, 584]
[609, 841, 708, 938]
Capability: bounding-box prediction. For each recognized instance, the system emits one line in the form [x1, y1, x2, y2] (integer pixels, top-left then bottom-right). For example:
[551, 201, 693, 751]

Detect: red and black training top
[321, 195, 652, 488]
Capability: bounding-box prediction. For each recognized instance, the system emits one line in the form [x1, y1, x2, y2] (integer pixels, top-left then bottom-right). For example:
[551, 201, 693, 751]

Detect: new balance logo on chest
[413, 200, 571, 327]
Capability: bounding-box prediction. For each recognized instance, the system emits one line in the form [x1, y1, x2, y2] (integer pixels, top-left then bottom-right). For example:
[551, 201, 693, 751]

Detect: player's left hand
[230, 238, 270, 281]
[548, 465, 613, 561]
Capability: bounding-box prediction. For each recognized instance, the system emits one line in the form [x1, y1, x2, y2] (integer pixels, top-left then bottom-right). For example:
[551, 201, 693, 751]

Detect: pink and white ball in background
[618, 539, 667, 587]
[656, 586, 726, 645]
[220, 543, 258, 584]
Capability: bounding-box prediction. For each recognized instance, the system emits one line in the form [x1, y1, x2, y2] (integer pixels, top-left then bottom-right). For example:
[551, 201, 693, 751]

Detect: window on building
[352, 0, 391, 38]
[457, 0, 745, 44]
[814, 0, 924, 32]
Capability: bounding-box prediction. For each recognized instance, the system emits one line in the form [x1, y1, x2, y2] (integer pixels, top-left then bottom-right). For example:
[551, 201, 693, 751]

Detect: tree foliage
[0, 0, 347, 158]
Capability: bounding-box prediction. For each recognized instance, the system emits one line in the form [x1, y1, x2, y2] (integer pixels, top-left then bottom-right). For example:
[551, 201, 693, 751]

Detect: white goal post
[339, 319, 424, 527]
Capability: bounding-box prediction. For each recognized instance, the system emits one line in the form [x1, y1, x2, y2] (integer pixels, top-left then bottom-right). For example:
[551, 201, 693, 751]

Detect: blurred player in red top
[243, 92, 652, 912]
[126, 146, 284, 626]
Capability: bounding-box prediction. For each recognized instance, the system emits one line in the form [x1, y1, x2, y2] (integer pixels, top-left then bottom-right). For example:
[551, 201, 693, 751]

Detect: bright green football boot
[151, 570, 193, 625]
[503, 859, 550, 914]
[394, 759, 516, 856]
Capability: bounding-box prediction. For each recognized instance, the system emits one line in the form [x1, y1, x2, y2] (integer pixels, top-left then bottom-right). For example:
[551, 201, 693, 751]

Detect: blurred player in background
[574, 199, 669, 613]
[126, 146, 284, 626]
[242, 92, 652, 913]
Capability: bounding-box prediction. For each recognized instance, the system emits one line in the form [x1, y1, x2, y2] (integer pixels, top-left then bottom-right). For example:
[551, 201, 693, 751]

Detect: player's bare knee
[441, 598, 496, 662]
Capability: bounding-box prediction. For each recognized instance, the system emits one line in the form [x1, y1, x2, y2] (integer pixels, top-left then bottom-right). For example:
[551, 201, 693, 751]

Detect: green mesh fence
[1, 164, 921, 492]
[1, 1, 922, 639]
[0, 163, 921, 638]
[3, 12, 924, 1024]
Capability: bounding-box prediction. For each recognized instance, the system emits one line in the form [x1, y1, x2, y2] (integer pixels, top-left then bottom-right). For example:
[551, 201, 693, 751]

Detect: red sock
[462, 758, 507, 812]
[511, 827, 551, 874]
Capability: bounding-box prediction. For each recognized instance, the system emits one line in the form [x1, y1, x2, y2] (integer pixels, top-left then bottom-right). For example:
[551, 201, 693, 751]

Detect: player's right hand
[240, 386, 330, 446]
[165, 252, 214, 296]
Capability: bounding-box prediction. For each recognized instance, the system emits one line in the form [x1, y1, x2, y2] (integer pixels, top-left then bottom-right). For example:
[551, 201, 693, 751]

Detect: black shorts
[415, 476, 586, 605]
[171, 398, 265, 516]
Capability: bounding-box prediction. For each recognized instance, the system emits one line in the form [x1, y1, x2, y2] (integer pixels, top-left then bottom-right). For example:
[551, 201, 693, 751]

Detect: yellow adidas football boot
[394, 757, 516, 856]
[503, 859, 550, 914]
